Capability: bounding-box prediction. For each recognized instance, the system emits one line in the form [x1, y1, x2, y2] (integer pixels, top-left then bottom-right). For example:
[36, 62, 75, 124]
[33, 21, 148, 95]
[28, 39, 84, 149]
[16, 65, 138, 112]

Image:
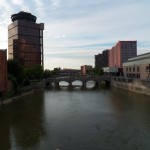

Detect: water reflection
[72, 80, 82, 87]
[0, 88, 150, 150]
[86, 80, 95, 88]
[0, 91, 46, 150]
[59, 81, 69, 87]
[0, 108, 11, 150]
[58, 80, 96, 89]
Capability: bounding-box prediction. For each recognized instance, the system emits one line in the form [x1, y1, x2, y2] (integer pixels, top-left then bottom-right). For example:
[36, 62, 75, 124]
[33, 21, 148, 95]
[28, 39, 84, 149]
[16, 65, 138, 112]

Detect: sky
[0, 0, 150, 70]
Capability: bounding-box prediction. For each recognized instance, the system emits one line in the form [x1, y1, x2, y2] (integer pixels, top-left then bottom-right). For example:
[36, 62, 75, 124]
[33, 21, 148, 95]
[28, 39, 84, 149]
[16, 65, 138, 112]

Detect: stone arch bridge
[45, 75, 111, 88]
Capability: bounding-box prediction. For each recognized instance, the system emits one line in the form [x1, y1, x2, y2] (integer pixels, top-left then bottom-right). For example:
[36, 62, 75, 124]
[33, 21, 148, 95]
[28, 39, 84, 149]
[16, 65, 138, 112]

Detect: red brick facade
[0, 49, 7, 92]
[81, 65, 92, 75]
[109, 41, 137, 68]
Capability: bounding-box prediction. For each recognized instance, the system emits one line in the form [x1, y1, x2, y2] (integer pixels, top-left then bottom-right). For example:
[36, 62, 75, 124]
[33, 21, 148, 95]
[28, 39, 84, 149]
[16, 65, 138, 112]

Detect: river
[0, 85, 150, 150]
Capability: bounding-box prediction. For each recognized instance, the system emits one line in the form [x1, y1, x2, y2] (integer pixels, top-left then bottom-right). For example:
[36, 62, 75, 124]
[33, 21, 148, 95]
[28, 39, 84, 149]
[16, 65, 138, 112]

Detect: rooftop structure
[11, 11, 37, 22]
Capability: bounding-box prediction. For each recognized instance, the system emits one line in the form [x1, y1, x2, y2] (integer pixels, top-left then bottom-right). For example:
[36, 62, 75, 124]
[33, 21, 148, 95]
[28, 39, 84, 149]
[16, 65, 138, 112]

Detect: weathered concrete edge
[0, 89, 43, 106]
[111, 79, 150, 96]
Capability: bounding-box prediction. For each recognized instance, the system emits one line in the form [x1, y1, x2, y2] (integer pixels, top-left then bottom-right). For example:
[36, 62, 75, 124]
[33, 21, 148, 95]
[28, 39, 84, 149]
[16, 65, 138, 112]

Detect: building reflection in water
[0, 91, 46, 150]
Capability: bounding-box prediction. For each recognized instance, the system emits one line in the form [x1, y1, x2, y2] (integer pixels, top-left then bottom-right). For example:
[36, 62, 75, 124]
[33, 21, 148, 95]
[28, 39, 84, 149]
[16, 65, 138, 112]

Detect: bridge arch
[86, 80, 96, 88]
[72, 80, 83, 87]
[56, 80, 69, 87]
[45, 75, 111, 88]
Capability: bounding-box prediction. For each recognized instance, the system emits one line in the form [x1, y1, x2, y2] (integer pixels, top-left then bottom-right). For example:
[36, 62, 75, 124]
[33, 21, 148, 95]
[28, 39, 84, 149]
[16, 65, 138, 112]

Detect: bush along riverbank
[0, 81, 44, 106]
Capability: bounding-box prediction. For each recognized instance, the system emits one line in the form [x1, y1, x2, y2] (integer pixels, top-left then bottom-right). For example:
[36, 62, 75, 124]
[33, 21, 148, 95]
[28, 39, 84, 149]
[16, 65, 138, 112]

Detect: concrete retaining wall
[111, 78, 150, 96]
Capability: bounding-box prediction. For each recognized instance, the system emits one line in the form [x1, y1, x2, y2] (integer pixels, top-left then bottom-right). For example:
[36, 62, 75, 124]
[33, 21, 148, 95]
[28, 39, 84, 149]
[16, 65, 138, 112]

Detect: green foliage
[43, 69, 59, 79]
[23, 79, 30, 86]
[24, 65, 43, 80]
[7, 60, 24, 84]
[44, 69, 51, 78]
[7, 60, 44, 85]
[93, 68, 104, 76]
[8, 74, 19, 96]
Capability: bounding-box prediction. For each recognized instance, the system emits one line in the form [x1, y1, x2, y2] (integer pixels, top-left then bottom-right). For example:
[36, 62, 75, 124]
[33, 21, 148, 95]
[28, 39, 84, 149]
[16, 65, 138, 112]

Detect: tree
[8, 74, 19, 96]
[7, 60, 24, 84]
[43, 69, 52, 78]
[93, 68, 104, 76]
[33, 65, 43, 80]
[24, 65, 43, 80]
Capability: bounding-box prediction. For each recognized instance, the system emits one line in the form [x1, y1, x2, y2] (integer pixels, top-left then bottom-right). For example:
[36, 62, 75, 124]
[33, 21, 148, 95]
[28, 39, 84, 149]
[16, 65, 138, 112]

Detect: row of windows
[126, 65, 150, 72]
[121, 45, 136, 49]
[9, 36, 42, 45]
[126, 66, 139, 72]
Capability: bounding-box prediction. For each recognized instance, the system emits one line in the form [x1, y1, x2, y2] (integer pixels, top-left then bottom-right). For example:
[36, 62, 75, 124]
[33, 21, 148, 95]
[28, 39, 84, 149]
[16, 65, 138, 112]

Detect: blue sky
[0, 0, 150, 69]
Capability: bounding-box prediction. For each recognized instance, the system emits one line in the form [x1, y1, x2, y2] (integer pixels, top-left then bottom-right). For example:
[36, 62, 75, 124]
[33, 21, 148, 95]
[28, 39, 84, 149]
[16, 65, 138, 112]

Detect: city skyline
[0, 0, 150, 69]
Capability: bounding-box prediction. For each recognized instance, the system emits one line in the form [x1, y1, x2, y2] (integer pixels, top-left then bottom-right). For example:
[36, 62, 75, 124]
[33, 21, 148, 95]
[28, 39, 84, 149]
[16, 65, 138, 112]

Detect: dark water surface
[0, 87, 150, 150]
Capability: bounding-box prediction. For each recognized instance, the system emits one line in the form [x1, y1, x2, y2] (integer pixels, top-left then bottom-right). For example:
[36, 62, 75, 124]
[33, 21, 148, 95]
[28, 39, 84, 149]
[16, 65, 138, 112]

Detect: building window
[129, 67, 131, 72]
[133, 67, 135, 72]
[126, 67, 128, 71]
[137, 66, 139, 72]
[146, 66, 149, 72]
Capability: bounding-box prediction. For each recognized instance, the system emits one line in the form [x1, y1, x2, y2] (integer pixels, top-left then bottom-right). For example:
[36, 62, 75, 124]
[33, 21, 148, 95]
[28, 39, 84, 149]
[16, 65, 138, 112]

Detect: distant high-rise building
[0, 49, 7, 92]
[95, 49, 109, 68]
[109, 41, 137, 68]
[8, 11, 44, 68]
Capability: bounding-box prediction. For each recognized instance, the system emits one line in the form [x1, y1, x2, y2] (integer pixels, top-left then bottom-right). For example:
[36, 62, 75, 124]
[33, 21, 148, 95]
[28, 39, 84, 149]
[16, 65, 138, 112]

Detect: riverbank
[0, 90, 34, 106]
[0, 81, 44, 106]
[111, 77, 150, 96]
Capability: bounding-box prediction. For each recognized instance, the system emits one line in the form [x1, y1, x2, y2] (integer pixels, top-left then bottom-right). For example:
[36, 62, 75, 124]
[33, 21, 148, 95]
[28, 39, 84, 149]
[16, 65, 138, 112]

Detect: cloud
[11, 0, 30, 11]
[11, 0, 24, 5]
[54, 34, 66, 39]
[0, 0, 12, 49]
[1, 0, 150, 69]
[32, 0, 46, 18]
[42, 0, 150, 69]
[44, 0, 150, 50]
[0, 0, 11, 11]
[44, 57, 93, 70]
[51, 0, 60, 8]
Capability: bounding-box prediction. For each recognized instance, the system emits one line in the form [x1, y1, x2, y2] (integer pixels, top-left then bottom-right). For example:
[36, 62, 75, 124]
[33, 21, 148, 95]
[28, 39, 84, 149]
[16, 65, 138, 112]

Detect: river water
[0, 85, 150, 150]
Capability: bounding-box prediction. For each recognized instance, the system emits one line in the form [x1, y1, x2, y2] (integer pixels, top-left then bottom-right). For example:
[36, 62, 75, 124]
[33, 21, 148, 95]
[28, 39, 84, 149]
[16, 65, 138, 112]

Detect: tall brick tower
[8, 11, 44, 68]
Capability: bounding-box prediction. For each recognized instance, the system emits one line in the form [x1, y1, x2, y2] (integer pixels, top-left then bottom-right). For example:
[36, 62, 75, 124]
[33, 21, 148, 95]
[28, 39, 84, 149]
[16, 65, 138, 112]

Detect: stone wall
[111, 78, 150, 96]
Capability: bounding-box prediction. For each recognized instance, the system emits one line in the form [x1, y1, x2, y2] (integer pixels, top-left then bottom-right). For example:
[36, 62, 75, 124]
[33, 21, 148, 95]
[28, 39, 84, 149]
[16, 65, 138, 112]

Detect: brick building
[0, 49, 7, 92]
[109, 41, 137, 68]
[81, 65, 92, 75]
[8, 11, 44, 68]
